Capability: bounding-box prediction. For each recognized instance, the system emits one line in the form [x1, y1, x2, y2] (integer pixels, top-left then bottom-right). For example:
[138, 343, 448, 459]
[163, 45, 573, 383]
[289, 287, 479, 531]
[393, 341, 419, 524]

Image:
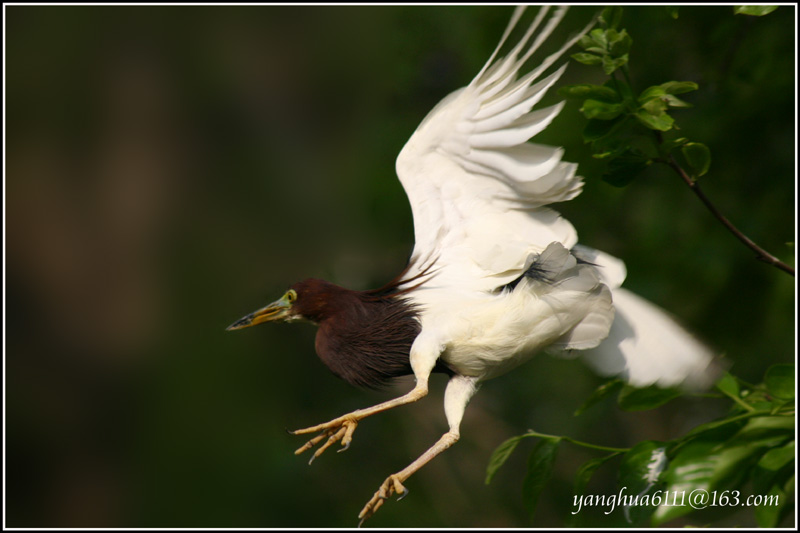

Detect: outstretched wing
[395, 6, 596, 291]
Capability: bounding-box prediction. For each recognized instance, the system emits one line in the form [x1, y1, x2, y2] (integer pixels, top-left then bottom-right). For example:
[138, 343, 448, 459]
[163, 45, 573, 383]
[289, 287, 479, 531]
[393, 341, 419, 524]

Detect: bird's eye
[286, 289, 297, 303]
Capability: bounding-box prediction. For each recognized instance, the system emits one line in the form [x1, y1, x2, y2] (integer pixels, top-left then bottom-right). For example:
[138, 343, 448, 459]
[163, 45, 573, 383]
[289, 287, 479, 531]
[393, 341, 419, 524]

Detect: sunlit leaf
[587, 28, 608, 48]
[639, 85, 667, 103]
[618, 441, 667, 524]
[571, 52, 603, 66]
[662, 94, 692, 108]
[641, 97, 668, 116]
[659, 80, 699, 95]
[734, 5, 778, 16]
[635, 109, 675, 131]
[581, 99, 624, 120]
[653, 426, 734, 525]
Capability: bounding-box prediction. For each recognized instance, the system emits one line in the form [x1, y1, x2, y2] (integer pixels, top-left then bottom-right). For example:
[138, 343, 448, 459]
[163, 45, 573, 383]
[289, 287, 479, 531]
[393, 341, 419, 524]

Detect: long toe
[357, 474, 406, 525]
[292, 417, 359, 461]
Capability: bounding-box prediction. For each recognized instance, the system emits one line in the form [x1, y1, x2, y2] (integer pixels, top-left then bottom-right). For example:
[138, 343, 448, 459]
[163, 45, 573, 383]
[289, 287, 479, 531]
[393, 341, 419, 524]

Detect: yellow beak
[226, 291, 294, 331]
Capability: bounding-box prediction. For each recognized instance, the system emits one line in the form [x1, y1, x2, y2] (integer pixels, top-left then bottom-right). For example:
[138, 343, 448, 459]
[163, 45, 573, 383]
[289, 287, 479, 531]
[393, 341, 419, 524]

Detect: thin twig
[524, 430, 629, 453]
[659, 149, 794, 276]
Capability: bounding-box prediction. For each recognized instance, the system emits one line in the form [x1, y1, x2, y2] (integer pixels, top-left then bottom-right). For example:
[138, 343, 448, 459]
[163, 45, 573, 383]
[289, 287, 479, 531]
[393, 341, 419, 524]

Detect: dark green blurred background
[6, 5, 795, 528]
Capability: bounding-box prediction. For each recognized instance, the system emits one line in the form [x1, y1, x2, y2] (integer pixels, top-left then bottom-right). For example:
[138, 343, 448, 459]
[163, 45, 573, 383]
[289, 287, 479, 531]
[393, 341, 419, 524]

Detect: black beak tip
[226, 315, 253, 331]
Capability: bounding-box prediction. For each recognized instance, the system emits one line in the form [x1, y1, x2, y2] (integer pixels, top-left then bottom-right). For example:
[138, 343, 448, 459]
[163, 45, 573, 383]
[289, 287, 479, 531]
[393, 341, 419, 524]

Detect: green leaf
[734, 5, 778, 16]
[681, 411, 749, 440]
[602, 151, 651, 188]
[659, 81, 699, 95]
[573, 453, 621, 496]
[574, 379, 624, 416]
[571, 52, 603, 66]
[635, 108, 675, 131]
[765, 364, 795, 400]
[715, 372, 740, 398]
[587, 28, 608, 48]
[486, 434, 525, 484]
[583, 116, 625, 143]
[681, 142, 711, 177]
[580, 99, 624, 120]
[653, 426, 736, 525]
[600, 6, 623, 30]
[641, 97, 668, 116]
[617, 384, 681, 411]
[754, 483, 786, 527]
[602, 53, 629, 75]
[708, 441, 768, 490]
[757, 440, 795, 472]
[753, 440, 795, 494]
[607, 29, 632, 57]
[558, 84, 620, 102]
[522, 438, 561, 518]
[662, 94, 693, 108]
[619, 441, 668, 489]
[639, 85, 667, 103]
[659, 136, 689, 155]
[618, 441, 667, 524]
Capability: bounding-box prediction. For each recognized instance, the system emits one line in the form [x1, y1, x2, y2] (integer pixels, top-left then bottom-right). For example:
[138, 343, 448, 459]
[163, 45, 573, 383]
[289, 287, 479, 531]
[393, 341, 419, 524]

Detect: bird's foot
[357, 474, 408, 526]
[290, 415, 359, 464]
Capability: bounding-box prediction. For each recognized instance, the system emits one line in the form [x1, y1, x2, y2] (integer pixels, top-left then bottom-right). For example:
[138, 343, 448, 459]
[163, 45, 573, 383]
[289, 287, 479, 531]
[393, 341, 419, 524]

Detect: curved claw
[291, 417, 359, 463]
[357, 474, 407, 525]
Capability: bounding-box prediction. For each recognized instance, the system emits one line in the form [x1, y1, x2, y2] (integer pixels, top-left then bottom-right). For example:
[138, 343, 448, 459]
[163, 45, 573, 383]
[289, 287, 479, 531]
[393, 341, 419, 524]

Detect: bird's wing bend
[396, 7, 596, 290]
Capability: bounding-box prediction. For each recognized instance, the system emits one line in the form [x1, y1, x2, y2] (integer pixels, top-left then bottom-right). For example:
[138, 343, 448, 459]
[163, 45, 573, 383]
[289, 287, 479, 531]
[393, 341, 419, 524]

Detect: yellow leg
[290, 380, 429, 464]
[357, 430, 460, 526]
[356, 375, 479, 525]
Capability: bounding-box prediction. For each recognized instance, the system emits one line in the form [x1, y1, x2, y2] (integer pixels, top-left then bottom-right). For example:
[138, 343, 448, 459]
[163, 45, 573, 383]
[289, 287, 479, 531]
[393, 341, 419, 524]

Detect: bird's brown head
[226, 278, 340, 331]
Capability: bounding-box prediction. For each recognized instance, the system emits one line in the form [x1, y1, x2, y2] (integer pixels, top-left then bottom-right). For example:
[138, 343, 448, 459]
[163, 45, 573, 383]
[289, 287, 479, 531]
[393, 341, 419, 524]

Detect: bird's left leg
[357, 374, 480, 525]
[291, 334, 443, 463]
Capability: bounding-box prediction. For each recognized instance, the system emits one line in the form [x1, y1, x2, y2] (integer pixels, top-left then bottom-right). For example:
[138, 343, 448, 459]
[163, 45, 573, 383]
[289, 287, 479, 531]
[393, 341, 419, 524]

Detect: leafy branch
[559, 6, 794, 277]
[485, 364, 795, 527]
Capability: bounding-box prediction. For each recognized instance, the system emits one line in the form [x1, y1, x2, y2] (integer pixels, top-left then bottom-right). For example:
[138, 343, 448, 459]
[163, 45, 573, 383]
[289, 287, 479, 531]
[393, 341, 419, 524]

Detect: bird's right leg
[357, 374, 480, 524]
[290, 334, 442, 464]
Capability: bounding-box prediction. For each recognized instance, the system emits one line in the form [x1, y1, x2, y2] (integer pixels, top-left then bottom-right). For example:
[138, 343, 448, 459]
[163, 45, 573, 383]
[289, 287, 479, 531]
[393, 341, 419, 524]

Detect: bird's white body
[412, 243, 614, 381]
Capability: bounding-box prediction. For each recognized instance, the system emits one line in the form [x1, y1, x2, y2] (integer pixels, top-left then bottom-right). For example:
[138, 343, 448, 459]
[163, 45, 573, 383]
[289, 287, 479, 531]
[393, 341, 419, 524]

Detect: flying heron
[227, 6, 717, 525]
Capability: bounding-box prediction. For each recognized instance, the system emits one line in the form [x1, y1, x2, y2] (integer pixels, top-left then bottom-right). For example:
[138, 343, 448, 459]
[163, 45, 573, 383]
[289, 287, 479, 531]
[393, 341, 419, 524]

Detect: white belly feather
[410, 242, 615, 381]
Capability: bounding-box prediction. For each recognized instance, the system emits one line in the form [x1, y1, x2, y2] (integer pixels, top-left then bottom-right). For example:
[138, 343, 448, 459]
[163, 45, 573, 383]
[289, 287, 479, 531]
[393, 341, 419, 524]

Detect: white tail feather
[582, 288, 719, 390]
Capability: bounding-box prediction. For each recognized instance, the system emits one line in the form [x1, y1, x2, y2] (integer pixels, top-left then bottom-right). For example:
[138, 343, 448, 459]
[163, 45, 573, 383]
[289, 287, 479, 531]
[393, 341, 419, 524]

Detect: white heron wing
[396, 7, 596, 290]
